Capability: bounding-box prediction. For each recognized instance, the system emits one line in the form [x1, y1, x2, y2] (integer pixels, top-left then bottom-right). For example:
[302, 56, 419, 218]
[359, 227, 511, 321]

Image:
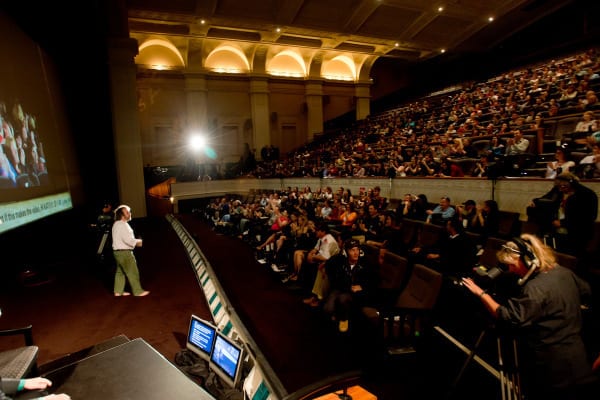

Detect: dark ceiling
[124, 0, 588, 62]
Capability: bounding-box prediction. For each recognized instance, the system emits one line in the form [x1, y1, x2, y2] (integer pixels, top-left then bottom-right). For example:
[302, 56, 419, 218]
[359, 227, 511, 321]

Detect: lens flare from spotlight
[203, 147, 217, 159]
[189, 134, 217, 159]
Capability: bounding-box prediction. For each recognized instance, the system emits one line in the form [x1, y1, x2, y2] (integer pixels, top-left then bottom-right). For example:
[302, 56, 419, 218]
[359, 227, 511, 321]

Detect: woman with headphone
[462, 233, 597, 399]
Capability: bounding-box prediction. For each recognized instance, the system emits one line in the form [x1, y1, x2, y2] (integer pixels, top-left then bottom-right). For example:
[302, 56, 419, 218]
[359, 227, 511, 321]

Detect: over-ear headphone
[511, 237, 540, 285]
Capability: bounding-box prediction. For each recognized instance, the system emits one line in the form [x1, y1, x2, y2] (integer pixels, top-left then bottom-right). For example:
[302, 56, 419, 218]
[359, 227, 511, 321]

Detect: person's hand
[552, 219, 561, 228]
[461, 277, 484, 297]
[351, 284, 362, 293]
[23, 377, 52, 390]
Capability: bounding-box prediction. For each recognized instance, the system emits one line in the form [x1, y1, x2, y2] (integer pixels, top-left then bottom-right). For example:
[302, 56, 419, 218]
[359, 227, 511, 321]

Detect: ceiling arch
[267, 50, 307, 78]
[204, 45, 251, 73]
[136, 38, 185, 69]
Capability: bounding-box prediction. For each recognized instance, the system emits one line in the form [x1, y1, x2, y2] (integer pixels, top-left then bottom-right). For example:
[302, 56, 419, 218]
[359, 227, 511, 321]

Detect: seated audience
[468, 199, 500, 245]
[456, 199, 477, 230]
[579, 143, 600, 178]
[396, 193, 420, 221]
[323, 239, 378, 333]
[545, 146, 576, 179]
[419, 218, 478, 276]
[295, 223, 340, 301]
[426, 196, 456, 224]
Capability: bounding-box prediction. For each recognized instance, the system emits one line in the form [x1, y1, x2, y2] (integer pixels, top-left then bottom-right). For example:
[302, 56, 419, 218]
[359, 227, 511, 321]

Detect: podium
[43, 338, 215, 400]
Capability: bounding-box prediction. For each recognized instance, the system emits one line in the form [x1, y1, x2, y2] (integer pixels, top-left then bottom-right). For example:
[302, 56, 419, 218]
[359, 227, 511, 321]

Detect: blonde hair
[496, 233, 556, 272]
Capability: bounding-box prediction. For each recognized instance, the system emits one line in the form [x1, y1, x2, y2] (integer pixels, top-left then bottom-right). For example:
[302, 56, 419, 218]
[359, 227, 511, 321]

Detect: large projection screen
[0, 11, 81, 234]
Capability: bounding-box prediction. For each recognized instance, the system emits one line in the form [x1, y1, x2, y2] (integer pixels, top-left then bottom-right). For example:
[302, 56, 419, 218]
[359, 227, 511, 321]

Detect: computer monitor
[209, 331, 244, 389]
[186, 315, 217, 363]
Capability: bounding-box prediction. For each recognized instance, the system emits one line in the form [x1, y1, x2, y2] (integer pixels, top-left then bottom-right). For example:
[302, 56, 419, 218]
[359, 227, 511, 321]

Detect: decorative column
[355, 83, 371, 121]
[305, 80, 324, 143]
[184, 73, 209, 133]
[107, 36, 147, 216]
[249, 78, 271, 161]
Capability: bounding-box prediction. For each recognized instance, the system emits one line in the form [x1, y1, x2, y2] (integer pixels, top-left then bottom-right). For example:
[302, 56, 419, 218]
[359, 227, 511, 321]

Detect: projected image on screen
[0, 10, 79, 234]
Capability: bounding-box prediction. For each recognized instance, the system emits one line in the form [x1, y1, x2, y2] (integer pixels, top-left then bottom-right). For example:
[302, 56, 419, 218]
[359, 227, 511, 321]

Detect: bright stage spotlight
[188, 133, 217, 159]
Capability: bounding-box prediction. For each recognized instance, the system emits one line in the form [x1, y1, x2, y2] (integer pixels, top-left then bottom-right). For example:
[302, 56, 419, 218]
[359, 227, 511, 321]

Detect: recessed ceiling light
[438, 7, 444, 12]
[200, 19, 205, 25]
[488, 16, 494, 22]
[395, 42, 399, 47]
[441, 49, 446, 53]
[276, 27, 281, 33]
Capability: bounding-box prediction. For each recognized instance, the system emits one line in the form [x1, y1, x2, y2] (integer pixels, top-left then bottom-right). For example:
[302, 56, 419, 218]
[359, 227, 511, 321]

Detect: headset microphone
[517, 261, 538, 286]
[511, 237, 540, 286]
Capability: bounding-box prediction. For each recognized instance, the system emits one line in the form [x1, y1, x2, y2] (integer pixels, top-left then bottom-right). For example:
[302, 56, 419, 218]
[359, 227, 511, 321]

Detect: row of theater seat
[350, 217, 581, 362]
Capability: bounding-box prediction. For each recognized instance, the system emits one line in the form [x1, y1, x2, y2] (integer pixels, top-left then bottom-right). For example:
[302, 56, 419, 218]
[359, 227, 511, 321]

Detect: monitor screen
[186, 315, 217, 363]
[209, 331, 244, 389]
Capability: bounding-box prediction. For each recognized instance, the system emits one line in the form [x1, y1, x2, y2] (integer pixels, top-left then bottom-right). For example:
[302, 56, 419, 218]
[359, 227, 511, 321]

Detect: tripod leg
[97, 232, 109, 255]
[497, 337, 508, 400]
[511, 338, 522, 400]
[447, 328, 488, 399]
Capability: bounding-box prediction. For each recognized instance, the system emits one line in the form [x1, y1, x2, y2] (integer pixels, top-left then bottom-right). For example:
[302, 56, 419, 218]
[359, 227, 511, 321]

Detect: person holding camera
[462, 234, 597, 400]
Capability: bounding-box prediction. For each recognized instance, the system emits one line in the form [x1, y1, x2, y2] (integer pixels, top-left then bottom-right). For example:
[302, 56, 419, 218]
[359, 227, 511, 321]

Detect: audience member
[545, 146, 575, 179]
[456, 199, 477, 230]
[425, 196, 456, 224]
[468, 199, 500, 245]
[396, 193, 419, 221]
[503, 129, 531, 176]
[355, 203, 383, 242]
[579, 142, 600, 178]
[421, 217, 478, 275]
[505, 129, 530, 156]
[296, 223, 340, 301]
[551, 172, 598, 258]
[323, 239, 378, 333]
[302, 232, 344, 308]
[572, 111, 598, 145]
[337, 202, 358, 233]
[412, 194, 430, 221]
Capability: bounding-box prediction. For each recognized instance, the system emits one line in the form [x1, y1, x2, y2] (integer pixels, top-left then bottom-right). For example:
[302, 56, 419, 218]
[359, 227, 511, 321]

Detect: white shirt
[314, 233, 339, 260]
[112, 220, 139, 250]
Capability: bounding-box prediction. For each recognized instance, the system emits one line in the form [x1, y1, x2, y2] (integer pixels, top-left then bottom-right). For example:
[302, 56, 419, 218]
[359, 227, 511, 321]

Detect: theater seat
[362, 263, 442, 358]
[0, 324, 39, 379]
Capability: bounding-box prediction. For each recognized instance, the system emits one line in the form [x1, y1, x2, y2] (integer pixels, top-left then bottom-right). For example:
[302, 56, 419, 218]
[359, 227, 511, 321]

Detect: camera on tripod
[94, 202, 114, 257]
[473, 264, 504, 283]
